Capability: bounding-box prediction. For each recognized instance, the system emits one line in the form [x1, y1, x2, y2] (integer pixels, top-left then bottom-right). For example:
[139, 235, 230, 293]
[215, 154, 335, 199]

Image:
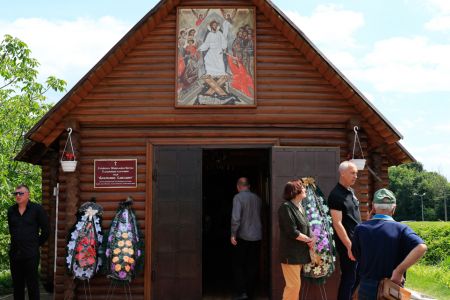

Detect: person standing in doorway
[230, 177, 262, 300]
[278, 179, 313, 300]
[8, 184, 49, 300]
[352, 188, 427, 299]
[328, 161, 361, 300]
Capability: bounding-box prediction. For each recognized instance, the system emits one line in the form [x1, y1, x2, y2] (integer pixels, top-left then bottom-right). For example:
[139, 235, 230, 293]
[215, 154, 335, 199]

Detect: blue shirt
[351, 216, 424, 280]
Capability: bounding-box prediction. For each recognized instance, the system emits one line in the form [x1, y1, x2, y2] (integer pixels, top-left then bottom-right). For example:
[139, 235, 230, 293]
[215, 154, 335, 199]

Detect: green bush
[0, 270, 12, 295]
[405, 221, 450, 266]
[0, 234, 10, 271]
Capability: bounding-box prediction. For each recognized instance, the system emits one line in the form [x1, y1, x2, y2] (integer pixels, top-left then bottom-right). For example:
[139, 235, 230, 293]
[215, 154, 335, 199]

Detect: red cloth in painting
[185, 44, 200, 60]
[226, 55, 254, 97]
[195, 17, 205, 27]
[178, 55, 185, 77]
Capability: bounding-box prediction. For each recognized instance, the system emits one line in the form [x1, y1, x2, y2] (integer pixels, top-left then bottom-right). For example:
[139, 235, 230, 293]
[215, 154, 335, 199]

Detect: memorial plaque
[94, 159, 137, 188]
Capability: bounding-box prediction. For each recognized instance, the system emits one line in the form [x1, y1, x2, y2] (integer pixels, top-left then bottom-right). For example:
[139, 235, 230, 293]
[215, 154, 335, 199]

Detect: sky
[1, 0, 449, 179]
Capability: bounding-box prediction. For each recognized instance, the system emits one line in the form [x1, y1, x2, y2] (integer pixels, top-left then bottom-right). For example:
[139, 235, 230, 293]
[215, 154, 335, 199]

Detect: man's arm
[38, 205, 50, 246]
[391, 243, 427, 285]
[230, 197, 241, 246]
[351, 227, 360, 261]
[330, 209, 355, 261]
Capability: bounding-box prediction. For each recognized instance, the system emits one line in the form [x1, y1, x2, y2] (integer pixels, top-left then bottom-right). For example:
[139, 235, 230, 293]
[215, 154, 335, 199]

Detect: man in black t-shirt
[8, 184, 49, 300]
[328, 161, 361, 300]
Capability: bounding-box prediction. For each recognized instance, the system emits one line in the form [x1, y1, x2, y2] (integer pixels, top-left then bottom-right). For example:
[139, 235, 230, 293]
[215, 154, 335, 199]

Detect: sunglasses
[12, 192, 26, 196]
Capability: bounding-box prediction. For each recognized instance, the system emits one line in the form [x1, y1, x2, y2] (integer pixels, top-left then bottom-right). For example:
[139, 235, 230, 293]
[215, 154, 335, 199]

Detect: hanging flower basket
[61, 160, 78, 172]
[351, 126, 366, 170]
[60, 128, 78, 172]
[350, 158, 366, 170]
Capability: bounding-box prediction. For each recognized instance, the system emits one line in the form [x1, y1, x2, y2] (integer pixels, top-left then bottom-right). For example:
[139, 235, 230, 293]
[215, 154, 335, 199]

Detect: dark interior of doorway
[202, 148, 270, 299]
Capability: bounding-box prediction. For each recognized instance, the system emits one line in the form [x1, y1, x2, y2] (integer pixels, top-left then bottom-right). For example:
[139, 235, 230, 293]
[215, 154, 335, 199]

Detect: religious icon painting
[176, 7, 256, 106]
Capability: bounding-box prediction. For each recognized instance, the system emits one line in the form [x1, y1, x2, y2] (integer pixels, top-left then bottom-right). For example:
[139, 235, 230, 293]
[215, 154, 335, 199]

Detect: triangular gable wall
[18, 0, 413, 165]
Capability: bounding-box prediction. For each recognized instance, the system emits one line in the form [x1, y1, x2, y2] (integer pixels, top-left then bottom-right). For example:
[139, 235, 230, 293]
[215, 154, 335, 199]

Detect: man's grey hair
[373, 203, 396, 211]
[338, 161, 357, 173]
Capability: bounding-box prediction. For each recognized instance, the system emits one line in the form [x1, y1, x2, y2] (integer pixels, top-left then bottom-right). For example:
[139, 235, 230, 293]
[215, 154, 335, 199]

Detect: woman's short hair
[282, 179, 304, 201]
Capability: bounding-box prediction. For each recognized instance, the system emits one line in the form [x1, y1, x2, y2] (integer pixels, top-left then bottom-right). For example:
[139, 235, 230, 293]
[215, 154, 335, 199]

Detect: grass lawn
[405, 264, 450, 300]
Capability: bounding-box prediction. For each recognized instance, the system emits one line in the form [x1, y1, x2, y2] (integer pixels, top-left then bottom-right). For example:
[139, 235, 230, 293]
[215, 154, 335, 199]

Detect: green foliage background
[406, 222, 450, 267]
[405, 222, 450, 297]
[0, 34, 66, 271]
[389, 162, 450, 222]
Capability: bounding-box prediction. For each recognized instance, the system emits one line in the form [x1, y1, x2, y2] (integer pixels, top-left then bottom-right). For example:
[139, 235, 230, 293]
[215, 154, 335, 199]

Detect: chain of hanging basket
[61, 128, 76, 161]
[352, 126, 364, 159]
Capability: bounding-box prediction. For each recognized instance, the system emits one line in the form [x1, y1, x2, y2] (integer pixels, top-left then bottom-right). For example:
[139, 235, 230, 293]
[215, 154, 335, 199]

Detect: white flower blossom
[313, 266, 322, 275]
[303, 264, 312, 272]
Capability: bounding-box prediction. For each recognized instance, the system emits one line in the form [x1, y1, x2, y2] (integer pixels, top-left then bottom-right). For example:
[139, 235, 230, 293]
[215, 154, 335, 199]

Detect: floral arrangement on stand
[66, 200, 104, 280]
[301, 177, 336, 284]
[104, 196, 144, 283]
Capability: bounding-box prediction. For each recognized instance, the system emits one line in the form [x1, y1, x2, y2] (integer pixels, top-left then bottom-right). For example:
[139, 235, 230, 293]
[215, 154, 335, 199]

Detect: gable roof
[16, 0, 414, 164]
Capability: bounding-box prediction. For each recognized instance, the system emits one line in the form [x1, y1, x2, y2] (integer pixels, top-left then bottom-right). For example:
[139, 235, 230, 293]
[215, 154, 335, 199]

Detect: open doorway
[202, 148, 270, 299]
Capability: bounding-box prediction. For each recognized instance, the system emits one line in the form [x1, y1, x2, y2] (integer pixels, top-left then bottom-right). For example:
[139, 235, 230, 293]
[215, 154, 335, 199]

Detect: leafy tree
[0, 34, 66, 270]
[389, 162, 450, 221]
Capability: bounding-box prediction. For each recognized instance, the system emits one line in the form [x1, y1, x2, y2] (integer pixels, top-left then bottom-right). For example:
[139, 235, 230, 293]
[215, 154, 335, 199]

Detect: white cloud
[423, 0, 450, 14]
[409, 142, 450, 179]
[425, 15, 450, 30]
[285, 6, 450, 94]
[0, 17, 129, 83]
[285, 4, 364, 50]
[433, 123, 450, 133]
[421, 0, 450, 31]
[357, 37, 450, 93]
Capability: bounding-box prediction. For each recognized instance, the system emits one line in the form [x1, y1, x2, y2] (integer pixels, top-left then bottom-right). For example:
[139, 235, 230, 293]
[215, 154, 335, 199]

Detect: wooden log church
[16, 0, 414, 299]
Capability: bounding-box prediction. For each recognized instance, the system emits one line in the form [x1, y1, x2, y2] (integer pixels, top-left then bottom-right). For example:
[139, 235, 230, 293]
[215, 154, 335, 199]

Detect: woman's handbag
[377, 278, 411, 300]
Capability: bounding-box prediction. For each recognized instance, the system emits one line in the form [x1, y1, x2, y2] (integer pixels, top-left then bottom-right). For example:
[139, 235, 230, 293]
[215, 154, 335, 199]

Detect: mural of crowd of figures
[176, 8, 256, 106]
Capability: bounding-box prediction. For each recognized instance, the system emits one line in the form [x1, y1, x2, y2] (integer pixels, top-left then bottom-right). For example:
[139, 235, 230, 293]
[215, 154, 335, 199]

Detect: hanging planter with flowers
[61, 128, 78, 172]
[350, 126, 366, 170]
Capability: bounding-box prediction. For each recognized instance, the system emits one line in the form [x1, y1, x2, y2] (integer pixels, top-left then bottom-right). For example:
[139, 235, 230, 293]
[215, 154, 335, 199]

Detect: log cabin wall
[44, 0, 397, 299]
[40, 152, 58, 292]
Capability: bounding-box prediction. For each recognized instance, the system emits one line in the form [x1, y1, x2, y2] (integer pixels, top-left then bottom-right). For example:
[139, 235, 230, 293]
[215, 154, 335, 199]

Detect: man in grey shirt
[230, 177, 262, 300]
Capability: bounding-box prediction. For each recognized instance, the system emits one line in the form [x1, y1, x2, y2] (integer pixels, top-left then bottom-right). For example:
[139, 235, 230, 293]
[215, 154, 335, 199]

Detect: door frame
[144, 138, 279, 299]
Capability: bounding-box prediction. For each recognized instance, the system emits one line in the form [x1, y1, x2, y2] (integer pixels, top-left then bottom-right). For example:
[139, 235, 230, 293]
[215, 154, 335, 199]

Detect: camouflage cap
[373, 188, 396, 204]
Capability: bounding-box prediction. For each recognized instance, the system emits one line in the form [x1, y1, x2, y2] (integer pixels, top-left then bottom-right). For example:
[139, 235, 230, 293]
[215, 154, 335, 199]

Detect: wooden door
[271, 147, 340, 300]
[152, 146, 202, 299]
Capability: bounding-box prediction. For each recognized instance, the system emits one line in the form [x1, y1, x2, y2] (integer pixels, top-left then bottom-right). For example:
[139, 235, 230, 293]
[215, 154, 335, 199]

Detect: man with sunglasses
[7, 184, 49, 300]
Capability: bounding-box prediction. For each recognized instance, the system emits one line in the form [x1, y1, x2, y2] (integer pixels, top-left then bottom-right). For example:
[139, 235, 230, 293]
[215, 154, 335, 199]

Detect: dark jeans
[10, 256, 40, 300]
[358, 279, 379, 300]
[337, 248, 359, 300]
[232, 239, 260, 298]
